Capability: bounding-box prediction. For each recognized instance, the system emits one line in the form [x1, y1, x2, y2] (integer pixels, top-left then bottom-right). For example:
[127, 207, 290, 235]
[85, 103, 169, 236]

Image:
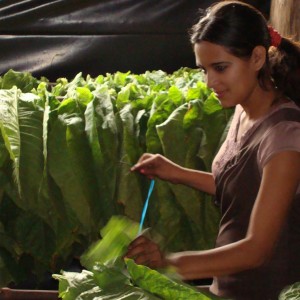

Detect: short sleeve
[258, 121, 300, 170]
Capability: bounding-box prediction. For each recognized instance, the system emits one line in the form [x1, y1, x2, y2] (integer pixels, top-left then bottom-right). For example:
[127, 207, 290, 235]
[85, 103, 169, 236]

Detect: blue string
[138, 179, 155, 235]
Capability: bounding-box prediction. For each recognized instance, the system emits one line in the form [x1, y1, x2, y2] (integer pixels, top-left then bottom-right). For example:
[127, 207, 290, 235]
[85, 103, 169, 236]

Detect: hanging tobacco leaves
[0, 68, 233, 287]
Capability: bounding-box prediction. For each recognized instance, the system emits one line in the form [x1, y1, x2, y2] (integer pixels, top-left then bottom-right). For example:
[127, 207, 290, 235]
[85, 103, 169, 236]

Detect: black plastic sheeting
[0, 0, 270, 81]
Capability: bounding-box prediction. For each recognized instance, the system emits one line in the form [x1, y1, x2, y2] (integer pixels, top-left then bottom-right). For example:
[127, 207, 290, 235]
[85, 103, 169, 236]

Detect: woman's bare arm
[167, 150, 300, 279]
[127, 151, 300, 279]
[131, 153, 216, 195]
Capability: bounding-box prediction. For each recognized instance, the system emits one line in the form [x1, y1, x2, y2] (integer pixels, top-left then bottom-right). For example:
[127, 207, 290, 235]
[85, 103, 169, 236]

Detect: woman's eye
[215, 65, 227, 72]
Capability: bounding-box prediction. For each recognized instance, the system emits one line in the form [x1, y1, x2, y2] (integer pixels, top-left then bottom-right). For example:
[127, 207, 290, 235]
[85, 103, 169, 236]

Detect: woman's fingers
[127, 235, 149, 249]
[126, 236, 152, 256]
[131, 154, 156, 172]
[125, 236, 165, 268]
[131, 154, 168, 180]
[131, 153, 181, 183]
[133, 249, 164, 268]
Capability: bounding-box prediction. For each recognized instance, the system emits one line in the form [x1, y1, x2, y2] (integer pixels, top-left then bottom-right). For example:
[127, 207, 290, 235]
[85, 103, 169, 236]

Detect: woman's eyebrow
[198, 61, 231, 69]
[211, 61, 230, 66]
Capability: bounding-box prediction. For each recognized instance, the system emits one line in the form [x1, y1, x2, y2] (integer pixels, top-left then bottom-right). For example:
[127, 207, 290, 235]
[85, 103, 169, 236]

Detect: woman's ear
[251, 46, 267, 71]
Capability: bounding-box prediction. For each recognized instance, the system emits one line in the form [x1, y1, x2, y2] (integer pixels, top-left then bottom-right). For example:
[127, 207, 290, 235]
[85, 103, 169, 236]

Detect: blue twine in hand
[138, 179, 155, 235]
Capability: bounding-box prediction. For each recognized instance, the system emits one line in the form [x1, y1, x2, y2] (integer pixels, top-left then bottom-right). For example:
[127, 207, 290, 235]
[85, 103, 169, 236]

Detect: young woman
[125, 1, 300, 299]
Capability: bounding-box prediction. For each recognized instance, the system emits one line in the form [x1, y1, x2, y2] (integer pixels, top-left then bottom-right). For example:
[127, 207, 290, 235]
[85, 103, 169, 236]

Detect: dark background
[0, 0, 271, 81]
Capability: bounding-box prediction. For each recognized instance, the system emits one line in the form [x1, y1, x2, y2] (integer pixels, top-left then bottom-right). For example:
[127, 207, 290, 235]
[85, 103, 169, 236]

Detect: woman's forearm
[165, 237, 265, 280]
[130, 153, 216, 195]
[175, 167, 216, 195]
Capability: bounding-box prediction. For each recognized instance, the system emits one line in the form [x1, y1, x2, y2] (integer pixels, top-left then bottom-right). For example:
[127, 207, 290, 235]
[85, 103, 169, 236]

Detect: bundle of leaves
[53, 216, 220, 300]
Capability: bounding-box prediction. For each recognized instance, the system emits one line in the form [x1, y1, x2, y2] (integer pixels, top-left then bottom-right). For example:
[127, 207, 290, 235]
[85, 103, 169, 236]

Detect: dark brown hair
[190, 1, 300, 106]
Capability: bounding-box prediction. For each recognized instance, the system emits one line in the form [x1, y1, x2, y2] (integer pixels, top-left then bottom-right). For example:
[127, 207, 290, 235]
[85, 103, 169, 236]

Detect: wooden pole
[270, 0, 300, 41]
[0, 288, 59, 300]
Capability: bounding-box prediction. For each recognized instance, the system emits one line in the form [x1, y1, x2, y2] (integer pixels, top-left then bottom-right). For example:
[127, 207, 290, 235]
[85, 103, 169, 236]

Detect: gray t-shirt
[210, 102, 300, 300]
[213, 101, 300, 188]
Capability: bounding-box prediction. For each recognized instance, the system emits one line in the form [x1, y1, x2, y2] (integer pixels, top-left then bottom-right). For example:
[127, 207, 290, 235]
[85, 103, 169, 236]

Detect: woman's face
[194, 41, 260, 108]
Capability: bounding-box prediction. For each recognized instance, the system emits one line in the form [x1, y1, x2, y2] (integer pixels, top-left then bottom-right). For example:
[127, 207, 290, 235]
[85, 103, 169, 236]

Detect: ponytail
[269, 37, 300, 107]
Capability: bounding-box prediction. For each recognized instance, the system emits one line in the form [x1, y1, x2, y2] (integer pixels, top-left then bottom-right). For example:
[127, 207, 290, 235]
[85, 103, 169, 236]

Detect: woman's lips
[214, 90, 226, 99]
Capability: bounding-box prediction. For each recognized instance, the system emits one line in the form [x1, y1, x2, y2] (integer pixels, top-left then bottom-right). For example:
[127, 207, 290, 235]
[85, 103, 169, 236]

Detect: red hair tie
[268, 26, 282, 47]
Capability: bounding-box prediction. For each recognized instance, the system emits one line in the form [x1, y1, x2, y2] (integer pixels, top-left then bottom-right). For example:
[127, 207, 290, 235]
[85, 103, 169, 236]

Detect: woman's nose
[205, 73, 212, 89]
[205, 72, 217, 90]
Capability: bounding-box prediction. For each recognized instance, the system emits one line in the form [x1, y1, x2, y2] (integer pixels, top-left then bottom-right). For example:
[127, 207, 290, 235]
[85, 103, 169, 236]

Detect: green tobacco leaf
[14, 213, 56, 269]
[198, 107, 233, 172]
[23, 88, 76, 259]
[93, 259, 130, 290]
[93, 259, 160, 299]
[0, 69, 39, 92]
[145, 93, 168, 154]
[203, 93, 223, 115]
[0, 222, 14, 287]
[146, 91, 181, 154]
[0, 248, 27, 285]
[80, 216, 139, 270]
[115, 104, 145, 221]
[0, 257, 12, 288]
[54, 266, 160, 300]
[168, 86, 184, 107]
[279, 282, 300, 300]
[156, 103, 211, 250]
[148, 180, 184, 252]
[64, 73, 88, 98]
[0, 88, 62, 225]
[18, 93, 50, 213]
[142, 70, 170, 91]
[0, 134, 9, 170]
[53, 270, 96, 300]
[15, 91, 74, 255]
[183, 99, 204, 130]
[0, 88, 22, 196]
[126, 258, 211, 300]
[185, 81, 209, 102]
[113, 71, 131, 87]
[48, 98, 99, 237]
[85, 88, 119, 223]
[156, 103, 190, 168]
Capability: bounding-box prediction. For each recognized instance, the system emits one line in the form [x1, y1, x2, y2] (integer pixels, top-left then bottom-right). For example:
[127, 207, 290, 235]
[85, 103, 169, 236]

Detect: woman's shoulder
[258, 107, 300, 170]
[260, 101, 300, 152]
[263, 101, 300, 126]
[271, 101, 300, 114]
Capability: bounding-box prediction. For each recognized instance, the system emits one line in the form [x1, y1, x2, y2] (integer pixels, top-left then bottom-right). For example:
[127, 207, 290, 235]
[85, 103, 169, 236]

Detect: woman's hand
[131, 153, 216, 194]
[125, 235, 167, 269]
[131, 153, 183, 184]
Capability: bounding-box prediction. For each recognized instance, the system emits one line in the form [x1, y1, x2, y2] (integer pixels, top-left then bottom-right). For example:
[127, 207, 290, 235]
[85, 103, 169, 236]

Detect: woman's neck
[240, 87, 284, 121]
[236, 87, 289, 141]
